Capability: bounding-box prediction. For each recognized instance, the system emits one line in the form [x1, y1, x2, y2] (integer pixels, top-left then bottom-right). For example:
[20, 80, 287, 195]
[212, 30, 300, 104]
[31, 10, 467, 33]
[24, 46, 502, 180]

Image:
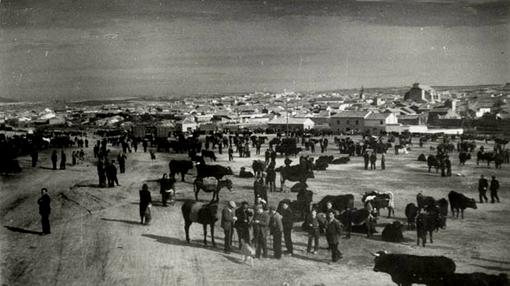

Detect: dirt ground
[1, 135, 509, 286]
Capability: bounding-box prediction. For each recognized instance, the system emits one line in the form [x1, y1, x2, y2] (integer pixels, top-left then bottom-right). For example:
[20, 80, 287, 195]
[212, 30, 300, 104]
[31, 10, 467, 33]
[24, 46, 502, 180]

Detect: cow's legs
[461, 209, 464, 219]
[429, 231, 433, 244]
[280, 178, 285, 192]
[185, 221, 191, 243]
[181, 173, 186, 182]
[211, 224, 216, 247]
[203, 224, 208, 246]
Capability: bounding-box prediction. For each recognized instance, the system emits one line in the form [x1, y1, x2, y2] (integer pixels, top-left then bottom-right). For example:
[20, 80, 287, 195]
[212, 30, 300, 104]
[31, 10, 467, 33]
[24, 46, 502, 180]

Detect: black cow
[196, 164, 233, 180]
[448, 191, 477, 219]
[317, 194, 354, 213]
[382, 221, 404, 243]
[338, 208, 376, 238]
[405, 203, 418, 230]
[169, 160, 194, 182]
[416, 207, 445, 247]
[181, 200, 219, 246]
[417, 154, 427, 162]
[372, 251, 456, 286]
[459, 152, 471, 165]
[440, 272, 509, 286]
[313, 155, 333, 170]
[417, 193, 436, 211]
[477, 151, 495, 167]
[330, 157, 350, 164]
[201, 150, 217, 162]
[251, 160, 265, 177]
[427, 155, 440, 173]
[276, 161, 314, 192]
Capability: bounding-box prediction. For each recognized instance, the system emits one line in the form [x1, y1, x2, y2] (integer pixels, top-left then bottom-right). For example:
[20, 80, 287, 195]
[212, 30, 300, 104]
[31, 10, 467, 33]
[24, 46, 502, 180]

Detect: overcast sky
[0, 0, 508, 101]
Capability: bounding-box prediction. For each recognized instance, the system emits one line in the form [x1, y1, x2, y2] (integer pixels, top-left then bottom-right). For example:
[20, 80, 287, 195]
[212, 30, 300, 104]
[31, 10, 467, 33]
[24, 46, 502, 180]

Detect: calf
[382, 221, 404, 243]
[448, 191, 477, 219]
[372, 251, 456, 286]
[169, 160, 194, 182]
[416, 207, 445, 247]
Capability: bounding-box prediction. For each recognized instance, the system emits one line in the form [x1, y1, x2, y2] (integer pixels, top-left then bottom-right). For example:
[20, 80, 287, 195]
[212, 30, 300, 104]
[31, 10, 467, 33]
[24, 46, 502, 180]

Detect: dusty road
[1, 136, 509, 286]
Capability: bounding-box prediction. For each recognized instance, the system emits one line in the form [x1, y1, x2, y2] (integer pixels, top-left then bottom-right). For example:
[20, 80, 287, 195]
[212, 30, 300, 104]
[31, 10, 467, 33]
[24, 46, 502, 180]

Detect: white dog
[240, 239, 255, 267]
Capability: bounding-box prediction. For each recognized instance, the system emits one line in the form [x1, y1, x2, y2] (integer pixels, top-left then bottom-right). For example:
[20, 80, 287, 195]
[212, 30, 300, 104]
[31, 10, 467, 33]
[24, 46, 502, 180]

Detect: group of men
[363, 151, 386, 170]
[478, 175, 501, 203]
[221, 201, 343, 263]
[97, 158, 120, 188]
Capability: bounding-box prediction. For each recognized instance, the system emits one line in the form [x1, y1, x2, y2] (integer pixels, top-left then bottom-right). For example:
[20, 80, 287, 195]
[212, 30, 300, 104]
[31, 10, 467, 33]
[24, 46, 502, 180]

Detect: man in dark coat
[117, 152, 127, 174]
[51, 150, 58, 170]
[221, 201, 237, 254]
[478, 174, 489, 203]
[363, 152, 369, 170]
[280, 201, 294, 255]
[252, 205, 270, 259]
[445, 156, 452, 176]
[139, 184, 152, 225]
[235, 201, 251, 249]
[228, 146, 234, 161]
[31, 149, 38, 167]
[305, 208, 320, 254]
[370, 152, 377, 170]
[381, 154, 386, 170]
[38, 188, 51, 235]
[59, 150, 66, 170]
[269, 206, 283, 259]
[325, 211, 343, 262]
[106, 160, 119, 187]
[97, 159, 106, 187]
[490, 175, 500, 203]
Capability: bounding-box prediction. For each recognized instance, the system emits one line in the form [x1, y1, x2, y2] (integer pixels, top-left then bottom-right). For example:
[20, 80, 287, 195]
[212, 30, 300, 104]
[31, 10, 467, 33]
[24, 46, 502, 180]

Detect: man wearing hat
[280, 201, 294, 256]
[325, 210, 343, 262]
[490, 175, 500, 203]
[235, 201, 252, 249]
[269, 206, 283, 259]
[221, 201, 237, 254]
[252, 204, 270, 259]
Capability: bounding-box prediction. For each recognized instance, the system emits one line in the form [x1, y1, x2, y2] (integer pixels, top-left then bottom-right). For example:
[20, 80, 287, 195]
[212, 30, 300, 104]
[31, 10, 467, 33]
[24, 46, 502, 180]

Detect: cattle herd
[160, 131, 509, 286]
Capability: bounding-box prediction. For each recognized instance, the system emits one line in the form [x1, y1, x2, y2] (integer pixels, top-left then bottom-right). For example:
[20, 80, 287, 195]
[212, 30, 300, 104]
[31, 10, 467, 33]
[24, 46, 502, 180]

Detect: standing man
[325, 211, 343, 262]
[305, 208, 320, 254]
[370, 152, 377, 170]
[117, 152, 127, 174]
[269, 206, 283, 259]
[51, 150, 58, 170]
[142, 139, 148, 153]
[38, 188, 51, 235]
[110, 160, 119, 186]
[139, 184, 152, 225]
[478, 174, 489, 203]
[97, 159, 106, 187]
[59, 150, 66, 170]
[252, 205, 270, 259]
[31, 149, 38, 167]
[363, 152, 369, 170]
[445, 156, 452, 177]
[228, 146, 234, 161]
[280, 201, 294, 256]
[221, 201, 237, 254]
[490, 175, 500, 203]
[235, 201, 251, 249]
[380, 154, 386, 170]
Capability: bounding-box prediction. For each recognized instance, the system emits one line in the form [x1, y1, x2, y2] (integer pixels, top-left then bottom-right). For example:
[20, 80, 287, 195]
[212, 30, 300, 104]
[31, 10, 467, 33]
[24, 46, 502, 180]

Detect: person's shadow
[142, 233, 226, 252]
[101, 218, 141, 225]
[4, 226, 42, 235]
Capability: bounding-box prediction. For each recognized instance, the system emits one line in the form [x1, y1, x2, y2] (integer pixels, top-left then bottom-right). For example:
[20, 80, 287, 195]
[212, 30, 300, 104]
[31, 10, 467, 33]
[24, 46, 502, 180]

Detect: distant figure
[107, 160, 119, 187]
[51, 150, 58, 170]
[71, 151, 77, 166]
[370, 152, 377, 170]
[31, 150, 38, 167]
[445, 156, 451, 176]
[325, 210, 343, 262]
[84, 139, 89, 148]
[363, 152, 369, 170]
[221, 201, 237, 254]
[478, 174, 488, 203]
[280, 201, 294, 255]
[269, 206, 283, 259]
[139, 184, 152, 225]
[159, 173, 175, 206]
[97, 159, 106, 187]
[490, 175, 500, 203]
[117, 152, 127, 174]
[381, 154, 386, 170]
[59, 150, 66, 170]
[150, 150, 156, 160]
[252, 205, 269, 259]
[305, 208, 320, 254]
[38, 188, 51, 235]
[143, 140, 148, 153]
[228, 146, 234, 161]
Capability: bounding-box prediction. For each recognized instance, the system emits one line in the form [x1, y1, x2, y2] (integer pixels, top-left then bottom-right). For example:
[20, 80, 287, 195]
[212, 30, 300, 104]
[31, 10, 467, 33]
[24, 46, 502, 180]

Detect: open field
[1, 136, 509, 286]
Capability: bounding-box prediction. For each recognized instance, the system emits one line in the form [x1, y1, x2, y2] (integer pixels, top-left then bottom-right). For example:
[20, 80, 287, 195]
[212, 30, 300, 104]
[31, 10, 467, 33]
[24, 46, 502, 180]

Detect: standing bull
[448, 191, 477, 219]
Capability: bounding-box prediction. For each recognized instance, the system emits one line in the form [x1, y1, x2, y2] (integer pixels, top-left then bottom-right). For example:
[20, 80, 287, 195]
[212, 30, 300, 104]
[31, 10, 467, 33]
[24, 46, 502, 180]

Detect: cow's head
[371, 250, 389, 272]
[226, 167, 233, 175]
[466, 198, 477, 210]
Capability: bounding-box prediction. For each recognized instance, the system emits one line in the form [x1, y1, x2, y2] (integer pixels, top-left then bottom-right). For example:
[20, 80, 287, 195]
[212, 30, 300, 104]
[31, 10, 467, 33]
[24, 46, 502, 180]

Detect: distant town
[1, 82, 510, 138]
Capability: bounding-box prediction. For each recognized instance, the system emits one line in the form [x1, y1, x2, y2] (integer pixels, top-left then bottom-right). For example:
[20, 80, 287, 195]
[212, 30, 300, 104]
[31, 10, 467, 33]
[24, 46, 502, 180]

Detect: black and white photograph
[0, 0, 509, 285]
